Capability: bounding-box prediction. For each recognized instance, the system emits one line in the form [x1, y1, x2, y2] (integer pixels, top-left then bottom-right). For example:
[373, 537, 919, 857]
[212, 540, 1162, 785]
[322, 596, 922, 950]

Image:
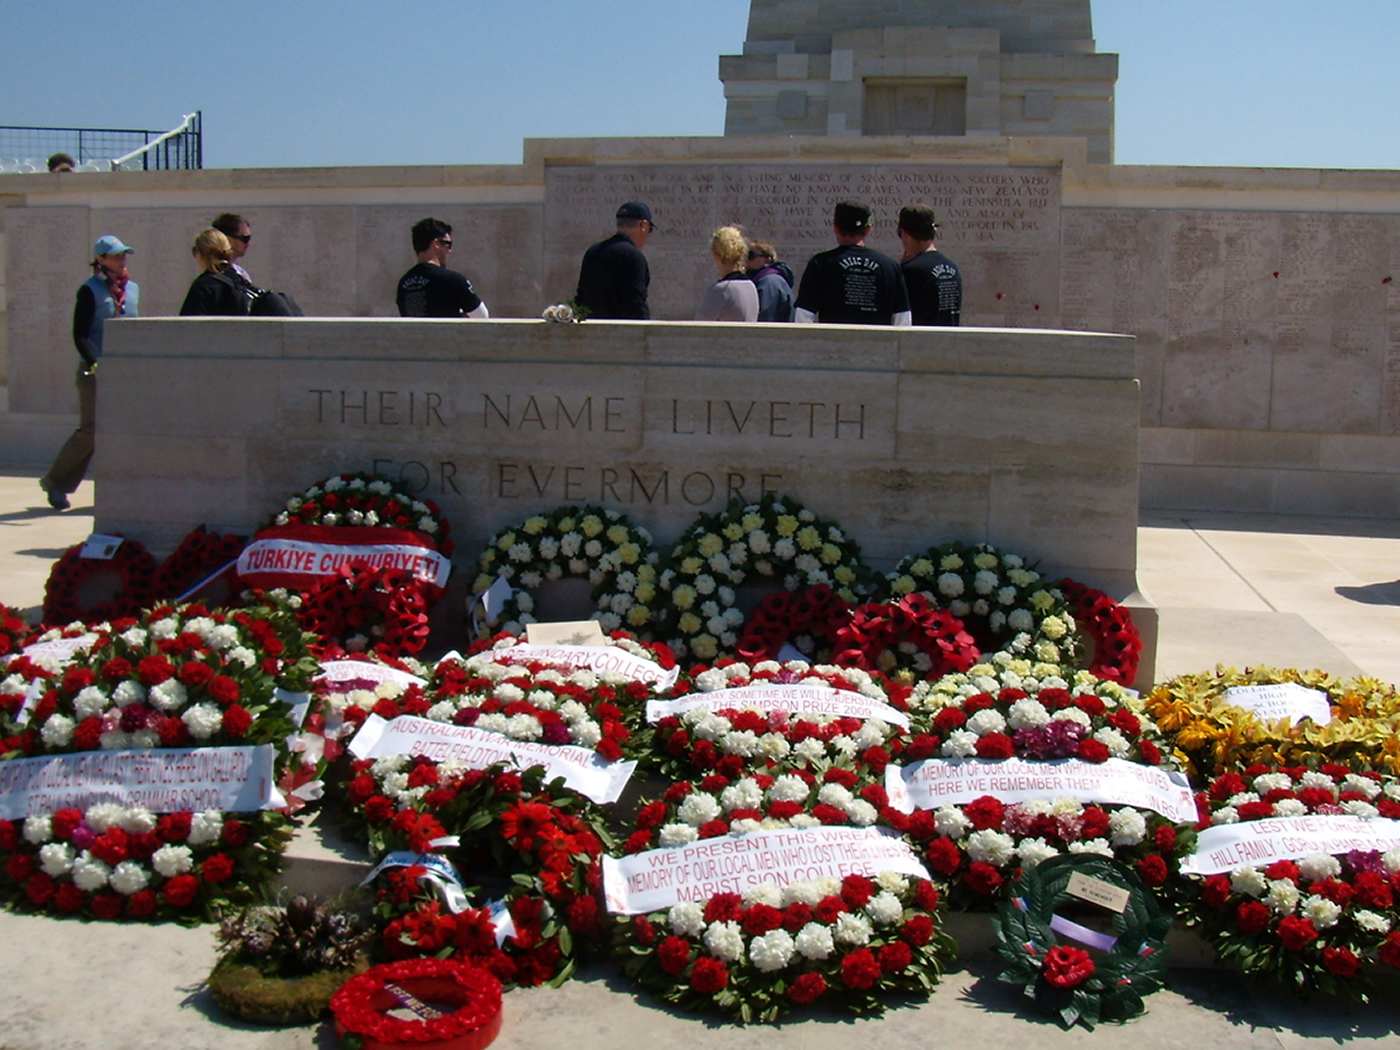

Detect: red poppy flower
[1042, 945, 1095, 988]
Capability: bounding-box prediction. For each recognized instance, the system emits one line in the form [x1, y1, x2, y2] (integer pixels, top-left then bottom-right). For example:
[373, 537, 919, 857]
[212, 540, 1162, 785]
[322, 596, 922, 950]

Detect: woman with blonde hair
[179, 227, 252, 315]
[695, 225, 759, 322]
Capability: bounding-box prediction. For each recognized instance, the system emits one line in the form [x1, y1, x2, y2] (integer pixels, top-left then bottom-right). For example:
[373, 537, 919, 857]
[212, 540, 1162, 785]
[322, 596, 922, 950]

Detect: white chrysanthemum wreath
[471, 505, 659, 636]
[885, 541, 1082, 666]
[656, 493, 875, 662]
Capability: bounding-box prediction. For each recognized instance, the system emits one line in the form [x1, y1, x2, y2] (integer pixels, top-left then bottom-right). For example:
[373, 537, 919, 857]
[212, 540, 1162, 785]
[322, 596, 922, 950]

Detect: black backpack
[247, 288, 304, 316]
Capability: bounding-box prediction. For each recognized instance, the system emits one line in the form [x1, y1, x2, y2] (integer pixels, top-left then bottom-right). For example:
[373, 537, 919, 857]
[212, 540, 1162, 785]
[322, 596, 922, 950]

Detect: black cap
[616, 201, 653, 223]
[832, 200, 872, 233]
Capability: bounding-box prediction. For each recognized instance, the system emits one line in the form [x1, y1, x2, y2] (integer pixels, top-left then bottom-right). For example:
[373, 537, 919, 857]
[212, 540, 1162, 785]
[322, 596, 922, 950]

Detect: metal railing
[0, 112, 202, 173]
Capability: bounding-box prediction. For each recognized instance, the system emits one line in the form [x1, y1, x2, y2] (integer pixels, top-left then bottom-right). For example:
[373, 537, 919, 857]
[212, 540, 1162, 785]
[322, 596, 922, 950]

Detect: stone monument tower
[720, 0, 1118, 163]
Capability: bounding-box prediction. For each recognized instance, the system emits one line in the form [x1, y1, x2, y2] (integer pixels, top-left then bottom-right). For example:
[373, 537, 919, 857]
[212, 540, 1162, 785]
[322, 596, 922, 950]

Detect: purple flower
[1347, 850, 1386, 875]
[541, 721, 571, 745]
[71, 822, 97, 850]
[120, 704, 155, 732]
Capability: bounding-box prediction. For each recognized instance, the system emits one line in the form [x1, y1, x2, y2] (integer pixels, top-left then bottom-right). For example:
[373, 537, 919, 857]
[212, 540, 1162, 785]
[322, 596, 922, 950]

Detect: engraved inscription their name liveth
[309, 390, 868, 443]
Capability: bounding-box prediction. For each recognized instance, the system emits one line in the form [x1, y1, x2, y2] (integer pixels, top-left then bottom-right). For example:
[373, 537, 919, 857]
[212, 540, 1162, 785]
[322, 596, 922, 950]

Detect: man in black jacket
[575, 201, 655, 319]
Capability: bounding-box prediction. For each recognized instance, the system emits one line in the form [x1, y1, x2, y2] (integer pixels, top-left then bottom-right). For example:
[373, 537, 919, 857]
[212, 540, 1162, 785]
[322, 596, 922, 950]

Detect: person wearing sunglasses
[212, 212, 254, 283]
[397, 217, 489, 318]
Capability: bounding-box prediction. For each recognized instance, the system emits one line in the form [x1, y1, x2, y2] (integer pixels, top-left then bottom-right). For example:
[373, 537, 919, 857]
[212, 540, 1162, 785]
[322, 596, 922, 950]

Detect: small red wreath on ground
[830, 594, 979, 680]
[330, 958, 502, 1050]
[734, 584, 851, 664]
[41, 537, 156, 627]
[299, 566, 438, 658]
[152, 526, 245, 603]
[1059, 580, 1142, 686]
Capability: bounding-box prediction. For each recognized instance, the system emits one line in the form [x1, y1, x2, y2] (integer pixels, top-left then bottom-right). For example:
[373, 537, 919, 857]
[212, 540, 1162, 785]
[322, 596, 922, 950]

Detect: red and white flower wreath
[1181, 763, 1400, 997]
[613, 772, 954, 1021]
[647, 658, 916, 781]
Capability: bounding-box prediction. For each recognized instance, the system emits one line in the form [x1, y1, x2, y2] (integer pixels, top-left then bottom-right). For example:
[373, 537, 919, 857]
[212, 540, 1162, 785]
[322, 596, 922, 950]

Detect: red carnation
[704, 893, 744, 924]
[89, 829, 130, 867]
[1321, 946, 1361, 978]
[1137, 853, 1169, 887]
[156, 812, 192, 843]
[201, 852, 236, 884]
[99, 658, 132, 683]
[136, 655, 176, 687]
[932, 708, 966, 734]
[0, 820, 16, 852]
[1234, 901, 1272, 934]
[1276, 915, 1318, 951]
[348, 773, 376, 804]
[839, 948, 881, 989]
[741, 903, 784, 936]
[221, 819, 249, 848]
[1042, 945, 1095, 988]
[207, 675, 240, 705]
[783, 902, 814, 932]
[73, 717, 104, 751]
[964, 796, 1005, 831]
[179, 661, 215, 687]
[1265, 860, 1300, 883]
[1202, 875, 1232, 910]
[6, 852, 36, 883]
[624, 830, 653, 854]
[126, 889, 158, 918]
[1076, 739, 1110, 763]
[1138, 739, 1162, 765]
[25, 872, 56, 905]
[221, 704, 253, 738]
[1079, 807, 1111, 839]
[631, 916, 657, 947]
[914, 880, 940, 911]
[789, 971, 828, 1004]
[963, 862, 1004, 897]
[974, 733, 1015, 760]
[636, 801, 667, 829]
[816, 895, 849, 924]
[901, 914, 936, 946]
[55, 883, 87, 913]
[1378, 932, 1400, 968]
[92, 893, 124, 921]
[658, 935, 693, 976]
[1153, 825, 1177, 851]
[840, 874, 876, 909]
[62, 667, 96, 693]
[878, 940, 913, 973]
[925, 837, 964, 876]
[689, 957, 729, 994]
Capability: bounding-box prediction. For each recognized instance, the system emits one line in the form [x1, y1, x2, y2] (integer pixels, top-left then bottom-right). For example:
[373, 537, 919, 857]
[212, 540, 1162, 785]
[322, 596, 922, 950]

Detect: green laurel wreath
[992, 854, 1172, 1030]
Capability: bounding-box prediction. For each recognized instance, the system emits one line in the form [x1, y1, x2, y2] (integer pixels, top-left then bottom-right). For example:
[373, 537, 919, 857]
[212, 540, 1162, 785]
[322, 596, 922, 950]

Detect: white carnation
[668, 901, 706, 937]
[703, 921, 745, 962]
[110, 860, 151, 895]
[794, 922, 835, 960]
[749, 929, 796, 972]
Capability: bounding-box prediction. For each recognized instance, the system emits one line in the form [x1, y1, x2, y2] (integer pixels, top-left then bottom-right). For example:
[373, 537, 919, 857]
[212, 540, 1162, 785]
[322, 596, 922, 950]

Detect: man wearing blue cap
[40, 235, 139, 510]
[575, 201, 656, 319]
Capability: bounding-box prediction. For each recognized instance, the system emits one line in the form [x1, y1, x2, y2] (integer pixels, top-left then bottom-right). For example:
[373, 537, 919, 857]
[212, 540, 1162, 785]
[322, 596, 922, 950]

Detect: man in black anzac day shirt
[575, 201, 656, 319]
[794, 200, 911, 326]
[898, 204, 962, 326]
[396, 217, 490, 318]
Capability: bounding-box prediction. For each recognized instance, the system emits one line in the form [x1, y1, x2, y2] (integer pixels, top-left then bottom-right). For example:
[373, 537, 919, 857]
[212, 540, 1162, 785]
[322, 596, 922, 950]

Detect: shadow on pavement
[1336, 582, 1400, 607]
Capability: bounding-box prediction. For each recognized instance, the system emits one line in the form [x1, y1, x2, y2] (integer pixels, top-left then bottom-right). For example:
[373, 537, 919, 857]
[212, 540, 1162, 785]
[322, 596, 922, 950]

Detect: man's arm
[72, 284, 98, 365]
[617, 250, 649, 320]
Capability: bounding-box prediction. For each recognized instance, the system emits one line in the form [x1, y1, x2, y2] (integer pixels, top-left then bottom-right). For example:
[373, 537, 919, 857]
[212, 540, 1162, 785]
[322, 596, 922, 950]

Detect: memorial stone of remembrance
[3, 0, 1400, 686]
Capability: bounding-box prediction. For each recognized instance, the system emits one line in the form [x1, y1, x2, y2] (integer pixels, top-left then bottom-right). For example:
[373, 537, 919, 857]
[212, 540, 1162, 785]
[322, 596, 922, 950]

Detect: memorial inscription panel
[1061, 206, 1400, 434]
[543, 164, 1061, 324]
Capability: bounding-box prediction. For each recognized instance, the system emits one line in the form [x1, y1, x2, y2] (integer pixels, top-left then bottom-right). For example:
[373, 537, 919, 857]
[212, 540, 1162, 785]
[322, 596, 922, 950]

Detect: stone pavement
[2, 469, 1400, 1048]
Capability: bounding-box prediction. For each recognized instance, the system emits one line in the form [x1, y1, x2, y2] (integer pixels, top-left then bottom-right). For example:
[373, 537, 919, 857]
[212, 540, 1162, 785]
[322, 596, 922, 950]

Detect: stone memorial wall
[94, 317, 1143, 605]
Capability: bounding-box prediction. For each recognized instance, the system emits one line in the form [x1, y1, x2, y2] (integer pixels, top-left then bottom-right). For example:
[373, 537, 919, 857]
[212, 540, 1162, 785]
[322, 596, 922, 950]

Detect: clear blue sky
[2, 0, 1397, 171]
